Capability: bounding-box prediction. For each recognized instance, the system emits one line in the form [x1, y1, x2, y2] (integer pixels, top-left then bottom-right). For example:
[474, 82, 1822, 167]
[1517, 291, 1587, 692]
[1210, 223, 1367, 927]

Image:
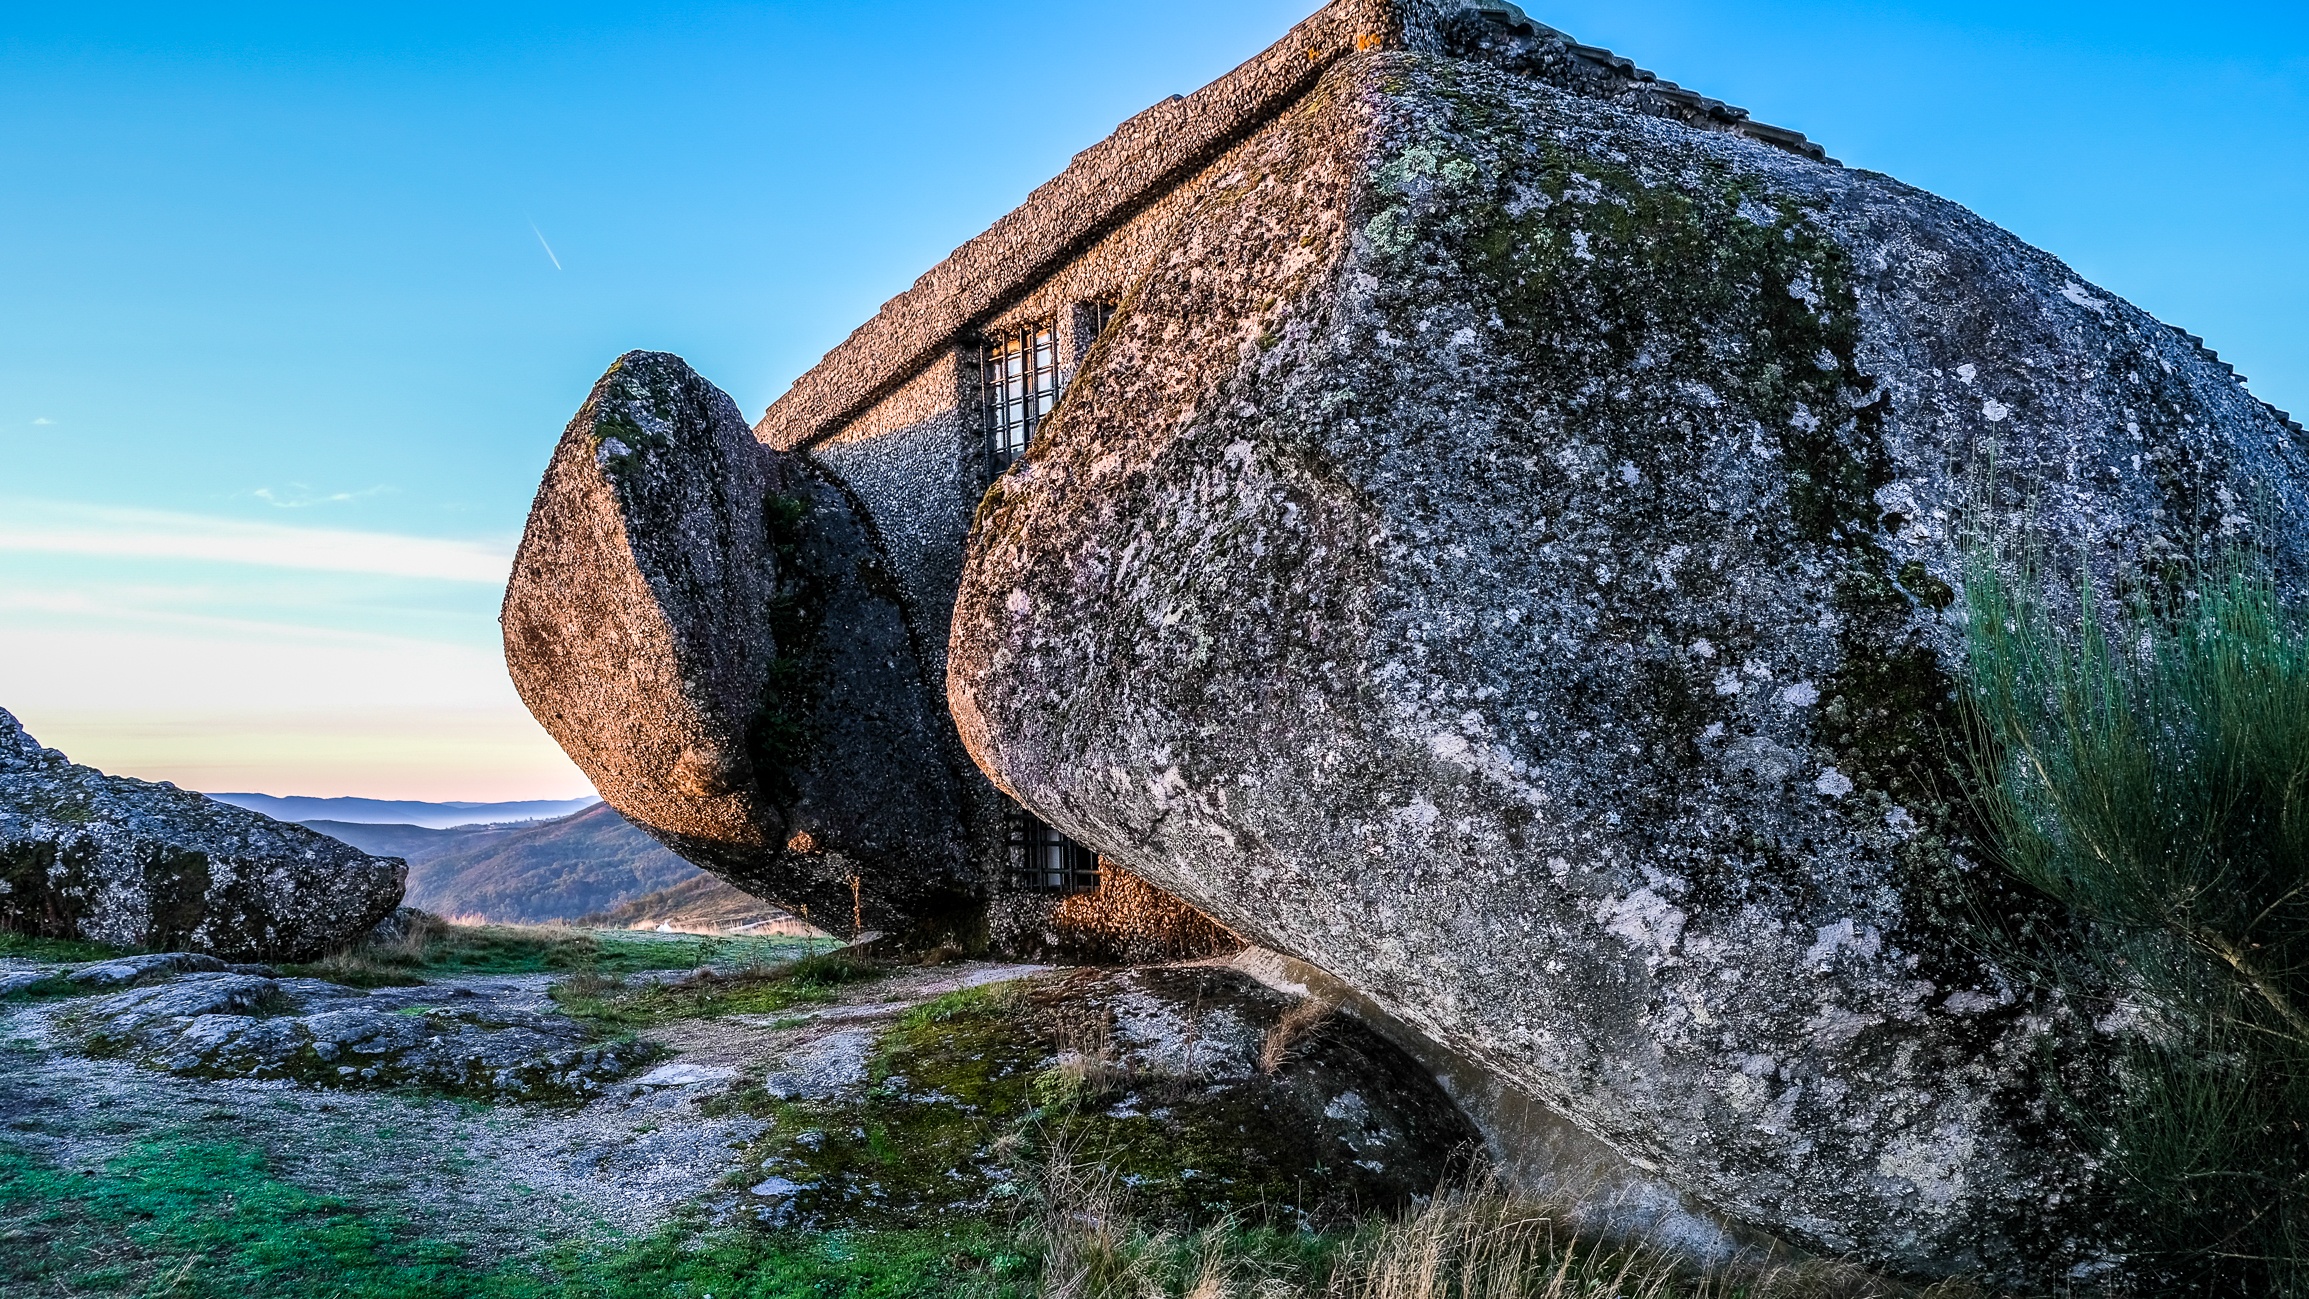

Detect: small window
[1007, 806, 1100, 893]
[984, 322, 1058, 476]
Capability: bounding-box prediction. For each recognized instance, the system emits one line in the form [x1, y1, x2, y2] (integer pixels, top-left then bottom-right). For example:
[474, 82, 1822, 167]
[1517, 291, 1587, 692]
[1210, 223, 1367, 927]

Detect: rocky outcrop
[0, 709, 406, 961]
[58, 967, 651, 1101]
[503, 352, 973, 932]
[945, 53, 2309, 1283]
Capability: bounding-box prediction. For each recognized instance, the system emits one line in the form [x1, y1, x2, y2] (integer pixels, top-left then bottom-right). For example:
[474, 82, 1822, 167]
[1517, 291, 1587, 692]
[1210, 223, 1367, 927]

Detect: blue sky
[2, 0, 2302, 799]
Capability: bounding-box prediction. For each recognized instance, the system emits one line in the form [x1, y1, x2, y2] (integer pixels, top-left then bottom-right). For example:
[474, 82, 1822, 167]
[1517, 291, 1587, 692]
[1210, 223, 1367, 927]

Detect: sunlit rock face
[503, 352, 973, 932]
[0, 709, 406, 961]
[947, 53, 2309, 1283]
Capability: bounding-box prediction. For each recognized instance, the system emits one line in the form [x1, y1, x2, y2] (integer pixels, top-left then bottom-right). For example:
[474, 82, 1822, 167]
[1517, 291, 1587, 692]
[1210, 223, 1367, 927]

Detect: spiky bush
[1961, 550, 2309, 1291]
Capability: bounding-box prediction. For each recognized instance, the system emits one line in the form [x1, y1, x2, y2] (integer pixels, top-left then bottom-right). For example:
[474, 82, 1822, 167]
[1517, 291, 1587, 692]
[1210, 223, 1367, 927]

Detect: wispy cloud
[250, 482, 395, 509]
[529, 219, 563, 271]
[30, 418, 52, 426]
[0, 498, 513, 583]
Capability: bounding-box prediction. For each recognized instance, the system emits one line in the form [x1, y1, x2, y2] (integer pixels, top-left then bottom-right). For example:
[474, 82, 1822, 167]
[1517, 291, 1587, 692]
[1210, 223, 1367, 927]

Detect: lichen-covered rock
[63, 970, 650, 1101]
[947, 54, 2309, 1282]
[503, 351, 973, 931]
[0, 709, 405, 961]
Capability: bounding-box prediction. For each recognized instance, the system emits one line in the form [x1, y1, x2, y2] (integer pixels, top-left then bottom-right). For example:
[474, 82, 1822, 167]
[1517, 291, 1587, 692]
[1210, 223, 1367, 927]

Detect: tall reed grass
[1961, 549, 2309, 1293]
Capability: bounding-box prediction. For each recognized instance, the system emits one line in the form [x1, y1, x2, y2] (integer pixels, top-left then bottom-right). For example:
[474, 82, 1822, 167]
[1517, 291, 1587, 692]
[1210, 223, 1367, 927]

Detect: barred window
[984, 321, 1058, 476]
[1008, 807, 1100, 893]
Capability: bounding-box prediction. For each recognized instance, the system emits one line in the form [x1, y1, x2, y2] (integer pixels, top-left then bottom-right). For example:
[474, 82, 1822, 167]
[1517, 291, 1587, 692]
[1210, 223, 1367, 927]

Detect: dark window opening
[1007, 806, 1100, 894]
[984, 321, 1058, 477]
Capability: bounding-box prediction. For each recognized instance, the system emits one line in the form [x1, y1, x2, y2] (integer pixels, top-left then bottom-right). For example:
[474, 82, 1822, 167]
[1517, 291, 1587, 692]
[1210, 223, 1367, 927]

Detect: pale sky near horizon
[2, 0, 2303, 802]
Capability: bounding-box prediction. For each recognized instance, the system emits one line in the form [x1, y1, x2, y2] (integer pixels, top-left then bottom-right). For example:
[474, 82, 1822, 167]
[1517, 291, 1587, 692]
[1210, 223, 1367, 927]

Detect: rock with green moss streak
[503, 352, 973, 933]
[946, 52, 2309, 1286]
[0, 708, 404, 961]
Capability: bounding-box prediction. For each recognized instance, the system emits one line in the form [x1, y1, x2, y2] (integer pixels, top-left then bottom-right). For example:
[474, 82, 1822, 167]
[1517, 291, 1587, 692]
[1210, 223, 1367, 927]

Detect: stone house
[748, 0, 1831, 946]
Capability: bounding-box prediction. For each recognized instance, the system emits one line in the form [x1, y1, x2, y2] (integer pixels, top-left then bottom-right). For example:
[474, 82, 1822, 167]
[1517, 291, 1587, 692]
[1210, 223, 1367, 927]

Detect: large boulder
[946, 53, 2309, 1283]
[503, 351, 972, 932]
[0, 709, 406, 961]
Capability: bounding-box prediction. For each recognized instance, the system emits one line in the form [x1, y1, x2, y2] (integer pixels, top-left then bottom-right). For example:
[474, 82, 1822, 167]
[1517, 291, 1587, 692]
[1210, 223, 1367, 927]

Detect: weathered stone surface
[0, 709, 406, 961]
[62, 970, 651, 1101]
[946, 53, 2309, 1283]
[67, 952, 227, 990]
[503, 352, 973, 932]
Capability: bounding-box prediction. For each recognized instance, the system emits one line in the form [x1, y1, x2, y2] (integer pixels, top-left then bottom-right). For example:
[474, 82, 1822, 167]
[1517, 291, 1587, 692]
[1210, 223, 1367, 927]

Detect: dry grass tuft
[1259, 999, 1335, 1075]
[1023, 1153, 1980, 1299]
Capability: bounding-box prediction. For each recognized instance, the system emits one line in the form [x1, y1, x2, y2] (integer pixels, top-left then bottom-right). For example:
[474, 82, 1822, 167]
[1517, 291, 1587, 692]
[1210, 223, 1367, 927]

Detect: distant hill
[304, 803, 734, 925]
[210, 792, 598, 830]
[579, 873, 823, 937]
[300, 819, 484, 862]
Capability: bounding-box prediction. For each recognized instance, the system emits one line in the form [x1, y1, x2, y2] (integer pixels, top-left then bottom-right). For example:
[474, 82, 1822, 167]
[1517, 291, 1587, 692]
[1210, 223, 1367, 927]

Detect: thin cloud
[30, 418, 52, 426]
[0, 498, 513, 584]
[250, 483, 395, 509]
[529, 220, 563, 271]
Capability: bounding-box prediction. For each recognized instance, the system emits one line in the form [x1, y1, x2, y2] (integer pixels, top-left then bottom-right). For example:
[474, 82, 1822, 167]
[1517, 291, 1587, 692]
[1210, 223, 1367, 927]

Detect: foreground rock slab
[0, 708, 405, 961]
[946, 51, 2309, 1285]
[57, 968, 650, 1102]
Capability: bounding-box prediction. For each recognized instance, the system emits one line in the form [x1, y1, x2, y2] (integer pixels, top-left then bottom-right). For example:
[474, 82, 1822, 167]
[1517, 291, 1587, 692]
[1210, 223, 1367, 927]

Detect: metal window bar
[984, 321, 1059, 477]
[1006, 806, 1100, 893]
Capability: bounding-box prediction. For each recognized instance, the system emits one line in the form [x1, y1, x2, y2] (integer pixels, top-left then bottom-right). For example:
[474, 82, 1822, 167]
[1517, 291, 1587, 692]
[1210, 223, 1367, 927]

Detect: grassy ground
[0, 931, 125, 963]
[0, 1132, 1017, 1298]
[550, 950, 884, 1028]
[285, 916, 828, 988]
[0, 1126, 1965, 1299]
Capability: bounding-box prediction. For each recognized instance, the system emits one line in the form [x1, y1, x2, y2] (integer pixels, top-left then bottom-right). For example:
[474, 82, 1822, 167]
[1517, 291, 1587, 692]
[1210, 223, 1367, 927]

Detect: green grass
[551, 950, 884, 1028]
[0, 930, 126, 963]
[286, 916, 825, 989]
[0, 1133, 1015, 1298]
[1962, 549, 2309, 1293]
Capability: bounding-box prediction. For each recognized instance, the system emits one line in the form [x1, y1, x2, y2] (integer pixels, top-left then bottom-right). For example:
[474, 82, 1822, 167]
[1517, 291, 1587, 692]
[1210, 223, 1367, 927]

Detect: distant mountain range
[207, 792, 599, 830]
[304, 802, 795, 929]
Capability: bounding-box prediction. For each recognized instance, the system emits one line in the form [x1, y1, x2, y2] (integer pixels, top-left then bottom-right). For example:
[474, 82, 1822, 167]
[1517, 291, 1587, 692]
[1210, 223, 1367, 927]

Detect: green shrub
[1962, 550, 2309, 1292]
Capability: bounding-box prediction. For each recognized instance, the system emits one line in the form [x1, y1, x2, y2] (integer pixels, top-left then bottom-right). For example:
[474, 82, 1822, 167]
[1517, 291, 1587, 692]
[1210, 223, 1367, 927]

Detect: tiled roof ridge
[756, 0, 1832, 450]
[1454, 2, 1832, 165]
[2165, 323, 2305, 437]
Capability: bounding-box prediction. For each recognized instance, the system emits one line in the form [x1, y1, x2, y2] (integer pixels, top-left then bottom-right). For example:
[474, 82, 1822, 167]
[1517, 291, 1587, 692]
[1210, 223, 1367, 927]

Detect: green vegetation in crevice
[550, 948, 883, 1029]
[1961, 551, 2309, 1294]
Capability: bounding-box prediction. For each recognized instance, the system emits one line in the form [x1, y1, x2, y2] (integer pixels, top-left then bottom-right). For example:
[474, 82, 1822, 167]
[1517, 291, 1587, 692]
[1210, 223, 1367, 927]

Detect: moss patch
[730, 970, 1469, 1232]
